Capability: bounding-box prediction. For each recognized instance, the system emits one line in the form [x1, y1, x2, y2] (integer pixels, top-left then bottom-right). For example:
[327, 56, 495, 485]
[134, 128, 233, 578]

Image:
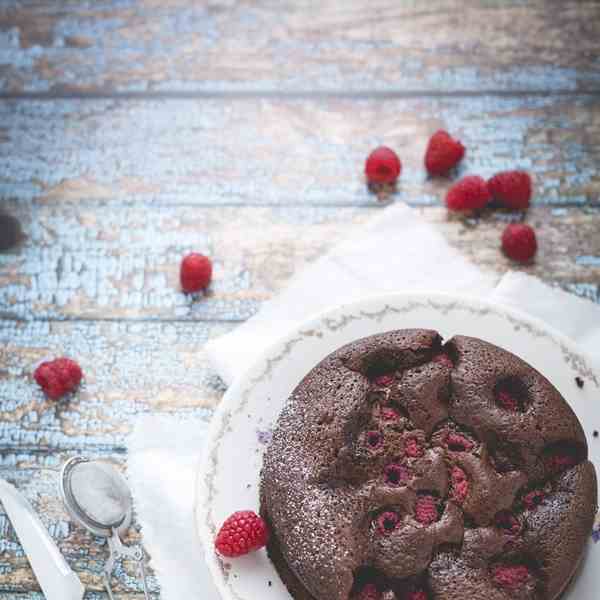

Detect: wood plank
[0, 318, 230, 451]
[1, 202, 599, 320]
[1, 0, 599, 94]
[0, 449, 159, 595]
[1, 95, 599, 206]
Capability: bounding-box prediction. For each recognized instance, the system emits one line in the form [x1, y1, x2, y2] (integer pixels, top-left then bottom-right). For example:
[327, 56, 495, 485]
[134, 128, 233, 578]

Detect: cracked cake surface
[260, 329, 597, 600]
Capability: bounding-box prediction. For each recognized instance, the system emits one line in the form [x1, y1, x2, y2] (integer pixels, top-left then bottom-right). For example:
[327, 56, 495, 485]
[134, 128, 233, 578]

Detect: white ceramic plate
[196, 293, 600, 600]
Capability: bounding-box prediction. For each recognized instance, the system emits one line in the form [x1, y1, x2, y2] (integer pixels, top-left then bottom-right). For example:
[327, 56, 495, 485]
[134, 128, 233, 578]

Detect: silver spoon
[59, 456, 150, 600]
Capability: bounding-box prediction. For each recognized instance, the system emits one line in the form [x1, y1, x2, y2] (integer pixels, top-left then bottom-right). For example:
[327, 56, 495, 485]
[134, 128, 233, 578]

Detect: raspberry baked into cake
[260, 329, 597, 600]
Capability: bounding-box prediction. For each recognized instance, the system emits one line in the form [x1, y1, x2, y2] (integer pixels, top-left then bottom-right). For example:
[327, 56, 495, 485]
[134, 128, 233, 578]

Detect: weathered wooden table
[1, 1, 599, 598]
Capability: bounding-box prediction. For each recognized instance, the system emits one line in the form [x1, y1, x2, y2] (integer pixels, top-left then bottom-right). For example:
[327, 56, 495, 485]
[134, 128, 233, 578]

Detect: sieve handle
[106, 530, 150, 599]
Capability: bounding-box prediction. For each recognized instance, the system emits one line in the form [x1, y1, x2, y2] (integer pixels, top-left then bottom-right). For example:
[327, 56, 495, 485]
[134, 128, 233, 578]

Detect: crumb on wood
[575, 376, 584, 388]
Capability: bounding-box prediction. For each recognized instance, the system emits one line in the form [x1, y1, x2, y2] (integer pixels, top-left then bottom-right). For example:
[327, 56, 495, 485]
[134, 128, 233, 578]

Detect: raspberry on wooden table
[424, 130, 465, 176]
[501, 223, 537, 263]
[180, 252, 213, 293]
[445, 176, 491, 211]
[488, 170, 532, 210]
[34, 357, 83, 400]
[214, 510, 268, 558]
[365, 147, 402, 184]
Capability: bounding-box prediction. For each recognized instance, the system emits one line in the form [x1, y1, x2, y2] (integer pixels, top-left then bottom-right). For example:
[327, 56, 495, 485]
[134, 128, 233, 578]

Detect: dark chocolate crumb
[246, 483, 251, 489]
[575, 377, 584, 388]
[593, 431, 598, 438]
[268, 581, 272, 587]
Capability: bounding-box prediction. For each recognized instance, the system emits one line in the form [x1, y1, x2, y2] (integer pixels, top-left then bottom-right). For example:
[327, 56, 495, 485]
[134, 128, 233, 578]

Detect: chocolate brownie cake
[260, 330, 597, 600]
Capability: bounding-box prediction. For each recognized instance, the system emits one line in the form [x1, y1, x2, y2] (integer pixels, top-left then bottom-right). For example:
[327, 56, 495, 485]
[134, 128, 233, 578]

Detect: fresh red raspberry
[445, 176, 491, 211]
[491, 564, 530, 589]
[34, 358, 83, 400]
[494, 511, 521, 535]
[53, 358, 83, 390]
[432, 353, 453, 369]
[405, 437, 423, 458]
[446, 433, 474, 452]
[450, 466, 469, 505]
[214, 510, 268, 557]
[415, 494, 440, 525]
[381, 407, 400, 421]
[373, 374, 394, 387]
[424, 130, 465, 176]
[180, 253, 213, 293]
[376, 511, 399, 534]
[522, 489, 545, 510]
[365, 431, 383, 450]
[407, 591, 427, 600]
[496, 390, 519, 411]
[384, 463, 410, 486]
[501, 224, 537, 263]
[365, 147, 402, 184]
[488, 170, 532, 210]
[358, 583, 380, 600]
[545, 452, 577, 473]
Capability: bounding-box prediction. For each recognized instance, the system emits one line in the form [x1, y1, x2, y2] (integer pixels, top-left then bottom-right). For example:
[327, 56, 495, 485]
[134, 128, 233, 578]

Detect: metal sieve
[59, 457, 150, 600]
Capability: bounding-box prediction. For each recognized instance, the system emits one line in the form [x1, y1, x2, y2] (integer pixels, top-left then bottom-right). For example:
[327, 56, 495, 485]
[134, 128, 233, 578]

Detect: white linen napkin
[127, 202, 600, 600]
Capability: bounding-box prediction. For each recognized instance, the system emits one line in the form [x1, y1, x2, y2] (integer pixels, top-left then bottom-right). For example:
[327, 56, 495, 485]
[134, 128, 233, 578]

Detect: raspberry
[488, 170, 532, 210]
[424, 130, 465, 176]
[407, 591, 427, 600]
[494, 511, 521, 535]
[373, 374, 394, 387]
[365, 431, 383, 450]
[376, 511, 399, 534]
[496, 390, 519, 411]
[358, 583, 380, 600]
[450, 466, 469, 505]
[405, 437, 423, 458]
[34, 358, 83, 400]
[415, 494, 440, 525]
[501, 224, 537, 263]
[445, 176, 491, 211]
[180, 253, 213, 293]
[214, 510, 268, 557]
[432, 353, 453, 369]
[491, 564, 530, 589]
[365, 147, 402, 184]
[522, 489, 545, 510]
[384, 463, 410, 486]
[545, 452, 577, 473]
[381, 407, 400, 421]
[446, 433, 474, 452]
[53, 358, 83, 390]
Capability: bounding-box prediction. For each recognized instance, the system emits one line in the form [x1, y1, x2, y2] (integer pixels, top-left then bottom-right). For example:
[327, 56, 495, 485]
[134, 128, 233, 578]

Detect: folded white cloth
[127, 202, 600, 600]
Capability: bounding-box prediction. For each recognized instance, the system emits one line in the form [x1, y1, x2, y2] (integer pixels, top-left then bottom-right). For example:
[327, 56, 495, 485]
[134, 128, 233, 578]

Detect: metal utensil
[59, 457, 150, 600]
[0, 477, 85, 600]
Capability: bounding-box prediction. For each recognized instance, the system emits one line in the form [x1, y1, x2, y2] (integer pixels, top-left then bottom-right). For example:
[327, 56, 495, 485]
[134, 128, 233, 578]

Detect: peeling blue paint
[576, 255, 600, 267]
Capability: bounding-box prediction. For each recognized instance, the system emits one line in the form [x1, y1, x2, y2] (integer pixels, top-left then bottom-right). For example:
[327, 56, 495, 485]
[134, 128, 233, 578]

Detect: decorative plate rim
[195, 291, 600, 600]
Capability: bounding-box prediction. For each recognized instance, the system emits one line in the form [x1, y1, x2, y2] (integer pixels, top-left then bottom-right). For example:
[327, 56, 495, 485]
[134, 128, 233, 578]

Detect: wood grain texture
[1, 203, 599, 322]
[1, 95, 599, 206]
[1, 0, 600, 94]
[0, 318, 229, 450]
